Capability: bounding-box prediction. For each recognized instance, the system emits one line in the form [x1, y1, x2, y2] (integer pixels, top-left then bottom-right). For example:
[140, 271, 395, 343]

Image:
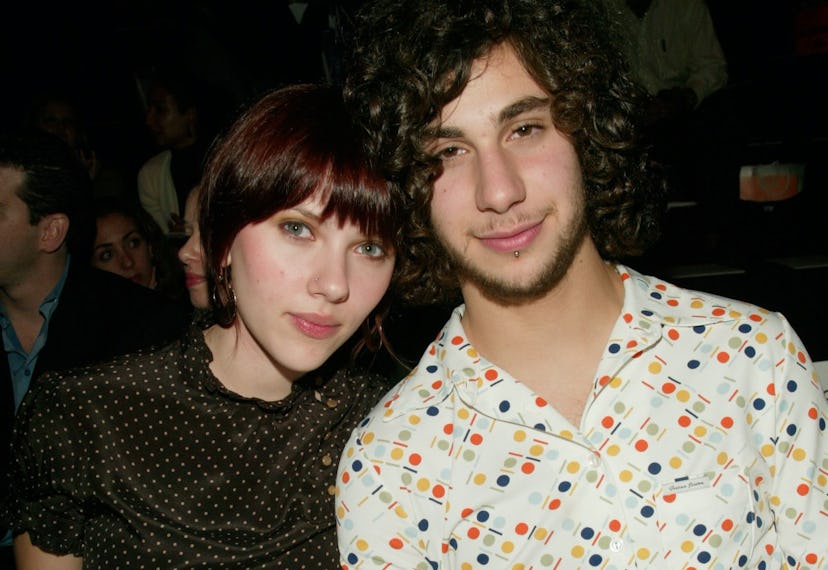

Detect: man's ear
[38, 213, 70, 253]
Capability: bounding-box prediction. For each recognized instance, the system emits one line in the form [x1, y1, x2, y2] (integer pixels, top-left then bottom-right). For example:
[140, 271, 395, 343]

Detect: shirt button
[326, 398, 339, 409]
[321, 453, 333, 467]
[588, 453, 601, 467]
[610, 538, 624, 552]
[327, 485, 337, 496]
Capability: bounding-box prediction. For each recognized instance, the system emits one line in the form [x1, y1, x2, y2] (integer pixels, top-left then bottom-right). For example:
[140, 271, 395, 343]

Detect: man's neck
[0, 253, 68, 318]
[459, 241, 624, 422]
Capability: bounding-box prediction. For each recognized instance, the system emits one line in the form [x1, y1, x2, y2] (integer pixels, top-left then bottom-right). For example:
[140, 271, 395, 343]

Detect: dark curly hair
[345, 0, 666, 305]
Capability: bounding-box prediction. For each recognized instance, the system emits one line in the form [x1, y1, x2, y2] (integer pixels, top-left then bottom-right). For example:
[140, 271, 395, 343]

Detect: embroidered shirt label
[664, 473, 712, 494]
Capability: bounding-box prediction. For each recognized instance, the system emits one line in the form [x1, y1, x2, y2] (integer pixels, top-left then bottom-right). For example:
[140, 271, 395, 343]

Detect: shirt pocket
[654, 466, 757, 563]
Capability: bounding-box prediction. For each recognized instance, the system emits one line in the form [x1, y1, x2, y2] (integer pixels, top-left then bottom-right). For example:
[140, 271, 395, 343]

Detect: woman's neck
[202, 324, 297, 401]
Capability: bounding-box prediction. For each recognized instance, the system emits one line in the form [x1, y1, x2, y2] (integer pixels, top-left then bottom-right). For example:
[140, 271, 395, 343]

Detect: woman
[8, 85, 400, 568]
[178, 185, 209, 310]
[90, 197, 186, 301]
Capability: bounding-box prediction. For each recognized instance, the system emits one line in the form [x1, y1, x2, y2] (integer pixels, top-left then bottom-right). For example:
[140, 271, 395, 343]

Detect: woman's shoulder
[325, 366, 397, 415]
[25, 331, 193, 410]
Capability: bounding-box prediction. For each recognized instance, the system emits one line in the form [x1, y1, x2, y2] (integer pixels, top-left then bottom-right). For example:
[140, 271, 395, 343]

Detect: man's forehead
[0, 166, 26, 198]
[429, 44, 549, 134]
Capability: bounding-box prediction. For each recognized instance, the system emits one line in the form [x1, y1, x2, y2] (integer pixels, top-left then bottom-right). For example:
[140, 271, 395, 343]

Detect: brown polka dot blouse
[6, 326, 390, 568]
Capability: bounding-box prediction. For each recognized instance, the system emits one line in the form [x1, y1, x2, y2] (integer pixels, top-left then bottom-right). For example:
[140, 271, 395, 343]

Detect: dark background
[2, 0, 827, 361]
[1, 0, 824, 191]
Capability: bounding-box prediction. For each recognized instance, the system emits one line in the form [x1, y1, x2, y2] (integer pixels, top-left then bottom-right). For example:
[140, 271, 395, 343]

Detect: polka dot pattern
[7, 326, 388, 567]
[336, 265, 828, 569]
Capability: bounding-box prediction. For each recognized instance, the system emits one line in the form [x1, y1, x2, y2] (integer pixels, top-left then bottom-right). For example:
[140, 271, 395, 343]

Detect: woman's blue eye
[283, 221, 311, 237]
[358, 242, 386, 258]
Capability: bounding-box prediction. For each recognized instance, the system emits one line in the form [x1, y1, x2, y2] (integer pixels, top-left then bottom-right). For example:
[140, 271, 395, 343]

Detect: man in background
[0, 130, 188, 566]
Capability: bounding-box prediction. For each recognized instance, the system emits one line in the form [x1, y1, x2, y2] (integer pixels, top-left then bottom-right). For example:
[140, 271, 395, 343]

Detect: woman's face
[92, 213, 156, 288]
[178, 191, 209, 309]
[225, 193, 394, 380]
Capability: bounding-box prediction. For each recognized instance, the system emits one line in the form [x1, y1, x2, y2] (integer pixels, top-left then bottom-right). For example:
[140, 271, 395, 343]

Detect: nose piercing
[513, 251, 520, 258]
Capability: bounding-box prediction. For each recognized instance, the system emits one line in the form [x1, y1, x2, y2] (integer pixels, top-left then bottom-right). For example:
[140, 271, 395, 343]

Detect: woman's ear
[38, 213, 70, 253]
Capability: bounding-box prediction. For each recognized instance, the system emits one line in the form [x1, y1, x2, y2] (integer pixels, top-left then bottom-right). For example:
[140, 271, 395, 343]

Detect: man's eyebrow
[498, 96, 550, 124]
[428, 96, 551, 140]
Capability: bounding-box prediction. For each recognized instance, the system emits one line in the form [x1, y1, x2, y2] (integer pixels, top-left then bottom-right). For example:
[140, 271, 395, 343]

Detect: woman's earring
[213, 266, 237, 325]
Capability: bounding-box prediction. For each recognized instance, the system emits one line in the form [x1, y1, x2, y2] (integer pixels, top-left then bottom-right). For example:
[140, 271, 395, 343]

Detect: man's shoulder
[358, 312, 469, 425]
[43, 265, 189, 371]
[62, 265, 187, 318]
[138, 150, 172, 174]
[624, 267, 780, 329]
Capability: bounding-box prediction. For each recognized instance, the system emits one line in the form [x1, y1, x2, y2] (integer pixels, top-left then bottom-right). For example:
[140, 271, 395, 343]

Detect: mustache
[470, 207, 554, 235]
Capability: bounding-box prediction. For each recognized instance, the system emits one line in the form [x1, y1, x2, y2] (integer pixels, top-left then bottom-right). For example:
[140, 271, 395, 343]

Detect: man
[335, 1, 827, 568]
[607, 0, 728, 114]
[607, 0, 730, 203]
[0, 130, 188, 563]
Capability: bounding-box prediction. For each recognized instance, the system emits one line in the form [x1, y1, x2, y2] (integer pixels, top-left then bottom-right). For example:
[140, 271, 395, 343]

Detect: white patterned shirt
[337, 265, 828, 569]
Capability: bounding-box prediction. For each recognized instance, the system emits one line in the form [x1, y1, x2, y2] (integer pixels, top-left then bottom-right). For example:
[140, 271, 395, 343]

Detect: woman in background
[90, 197, 186, 301]
[9, 84, 400, 568]
[178, 185, 209, 310]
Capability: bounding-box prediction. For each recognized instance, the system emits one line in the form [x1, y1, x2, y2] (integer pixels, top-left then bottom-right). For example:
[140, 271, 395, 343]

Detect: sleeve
[137, 156, 172, 232]
[684, 0, 728, 103]
[6, 374, 90, 556]
[763, 316, 828, 566]
[336, 414, 441, 569]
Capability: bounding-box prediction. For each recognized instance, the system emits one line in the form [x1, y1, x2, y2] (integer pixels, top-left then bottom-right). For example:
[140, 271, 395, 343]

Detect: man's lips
[478, 221, 543, 253]
[290, 313, 341, 340]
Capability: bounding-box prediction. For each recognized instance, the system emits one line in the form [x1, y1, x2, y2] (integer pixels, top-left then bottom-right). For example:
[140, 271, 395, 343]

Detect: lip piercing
[514, 251, 520, 258]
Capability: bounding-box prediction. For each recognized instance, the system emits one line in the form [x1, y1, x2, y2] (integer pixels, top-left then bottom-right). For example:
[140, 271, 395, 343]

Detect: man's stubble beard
[435, 193, 590, 306]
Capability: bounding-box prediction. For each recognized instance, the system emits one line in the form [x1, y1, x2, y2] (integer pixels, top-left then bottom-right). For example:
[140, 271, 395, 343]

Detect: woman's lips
[479, 221, 543, 253]
[185, 273, 206, 288]
[290, 313, 341, 340]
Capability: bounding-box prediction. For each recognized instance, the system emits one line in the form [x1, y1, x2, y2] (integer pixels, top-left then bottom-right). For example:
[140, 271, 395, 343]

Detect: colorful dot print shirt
[337, 266, 828, 570]
[6, 326, 389, 569]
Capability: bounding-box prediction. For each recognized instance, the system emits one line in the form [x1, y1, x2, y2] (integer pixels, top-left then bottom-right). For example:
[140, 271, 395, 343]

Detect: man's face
[0, 167, 42, 290]
[145, 86, 194, 149]
[426, 43, 589, 302]
[36, 101, 80, 150]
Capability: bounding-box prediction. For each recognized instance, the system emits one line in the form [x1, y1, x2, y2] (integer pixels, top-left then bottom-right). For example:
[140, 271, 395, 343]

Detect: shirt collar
[39, 255, 71, 320]
[381, 264, 752, 422]
[0, 255, 70, 324]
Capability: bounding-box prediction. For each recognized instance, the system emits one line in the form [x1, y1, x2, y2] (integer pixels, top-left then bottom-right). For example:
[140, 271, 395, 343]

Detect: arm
[684, 0, 728, 103]
[768, 318, 828, 564]
[14, 533, 82, 570]
[137, 152, 175, 232]
[336, 424, 440, 569]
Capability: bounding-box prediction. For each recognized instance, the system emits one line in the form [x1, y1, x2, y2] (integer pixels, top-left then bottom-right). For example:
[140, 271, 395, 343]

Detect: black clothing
[1, 264, 190, 539]
[7, 326, 388, 568]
